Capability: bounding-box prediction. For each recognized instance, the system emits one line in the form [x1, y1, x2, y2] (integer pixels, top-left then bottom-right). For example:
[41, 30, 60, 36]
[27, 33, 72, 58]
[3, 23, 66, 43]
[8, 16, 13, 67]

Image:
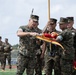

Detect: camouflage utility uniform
[71, 28, 76, 59]
[34, 27, 43, 75]
[70, 28, 76, 75]
[16, 25, 42, 75]
[59, 29, 75, 75]
[3, 41, 12, 69]
[45, 30, 61, 75]
[0, 40, 4, 70]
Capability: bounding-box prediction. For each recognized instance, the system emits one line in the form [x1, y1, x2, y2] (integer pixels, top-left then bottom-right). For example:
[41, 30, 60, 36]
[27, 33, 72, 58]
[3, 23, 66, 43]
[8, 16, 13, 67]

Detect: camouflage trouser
[3, 53, 12, 69]
[45, 56, 61, 75]
[72, 69, 76, 75]
[0, 52, 5, 70]
[35, 55, 42, 75]
[16, 53, 36, 75]
[60, 59, 73, 75]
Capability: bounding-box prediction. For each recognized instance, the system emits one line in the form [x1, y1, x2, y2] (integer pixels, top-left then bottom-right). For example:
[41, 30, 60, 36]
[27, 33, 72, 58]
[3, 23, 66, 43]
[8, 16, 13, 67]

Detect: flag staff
[42, 0, 50, 32]
[48, 0, 52, 60]
[48, 0, 50, 20]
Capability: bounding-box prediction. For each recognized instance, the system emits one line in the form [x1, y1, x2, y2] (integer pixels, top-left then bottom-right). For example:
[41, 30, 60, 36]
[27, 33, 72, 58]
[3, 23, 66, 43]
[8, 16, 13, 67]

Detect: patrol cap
[30, 15, 39, 22]
[58, 17, 68, 24]
[0, 36, 2, 39]
[50, 18, 57, 24]
[5, 38, 8, 40]
[66, 17, 74, 22]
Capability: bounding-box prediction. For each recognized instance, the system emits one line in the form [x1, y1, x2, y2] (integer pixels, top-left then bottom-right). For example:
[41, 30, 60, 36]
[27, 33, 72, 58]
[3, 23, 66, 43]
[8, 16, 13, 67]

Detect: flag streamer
[36, 35, 64, 50]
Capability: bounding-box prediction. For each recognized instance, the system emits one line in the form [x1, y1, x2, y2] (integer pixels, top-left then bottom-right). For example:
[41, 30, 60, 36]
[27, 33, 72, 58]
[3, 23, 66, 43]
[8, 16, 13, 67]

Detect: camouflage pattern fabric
[16, 53, 36, 75]
[60, 59, 73, 75]
[3, 53, 12, 69]
[71, 28, 76, 60]
[60, 29, 75, 60]
[4, 43, 12, 52]
[59, 29, 75, 75]
[35, 54, 42, 75]
[3, 42, 12, 69]
[44, 30, 61, 75]
[16, 25, 42, 75]
[34, 27, 43, 75]
[0, 52, 5, 70]
[73, 33, 76, 60]
[0, 41, 4, 52]
[0, 41, 5, 70]
[69, 28, 76, 75]
[18, 26, 40, 57]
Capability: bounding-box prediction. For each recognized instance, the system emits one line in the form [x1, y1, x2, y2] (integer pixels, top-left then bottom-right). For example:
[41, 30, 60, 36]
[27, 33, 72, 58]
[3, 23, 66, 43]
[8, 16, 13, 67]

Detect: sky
[0, 0, 76, 45]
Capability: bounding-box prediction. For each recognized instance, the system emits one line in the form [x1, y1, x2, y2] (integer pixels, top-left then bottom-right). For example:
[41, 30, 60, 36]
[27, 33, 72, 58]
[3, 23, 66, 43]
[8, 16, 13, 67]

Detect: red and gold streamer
[36, 35, 64, 50]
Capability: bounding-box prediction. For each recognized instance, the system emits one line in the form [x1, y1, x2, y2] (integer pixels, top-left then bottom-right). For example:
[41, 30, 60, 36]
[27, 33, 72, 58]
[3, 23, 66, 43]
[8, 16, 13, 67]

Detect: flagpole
[48, 1, 54, 74]
[48, 0, 50, 20]
[48, 1, 52, 68]
[42, 0, 50, 32]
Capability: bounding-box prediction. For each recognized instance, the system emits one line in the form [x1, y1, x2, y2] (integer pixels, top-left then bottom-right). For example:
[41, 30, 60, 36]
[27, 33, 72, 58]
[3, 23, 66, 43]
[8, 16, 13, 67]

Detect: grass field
[0, 68, 16, 75]
[0, 68, 28, 75]
[0, 66, 54, 75]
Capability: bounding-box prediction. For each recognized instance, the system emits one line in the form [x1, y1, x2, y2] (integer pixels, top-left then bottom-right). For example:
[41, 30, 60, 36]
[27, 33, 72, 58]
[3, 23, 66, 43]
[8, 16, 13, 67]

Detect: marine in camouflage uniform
[66, 17, 76, 75]
[42, 18, 61, 75]
[3, 38, 12, 70]
[66, 17, 76, 59]
[0, 36, 5, 70]
[16, 15, 42, 75]
[57, 17, 75, 75]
